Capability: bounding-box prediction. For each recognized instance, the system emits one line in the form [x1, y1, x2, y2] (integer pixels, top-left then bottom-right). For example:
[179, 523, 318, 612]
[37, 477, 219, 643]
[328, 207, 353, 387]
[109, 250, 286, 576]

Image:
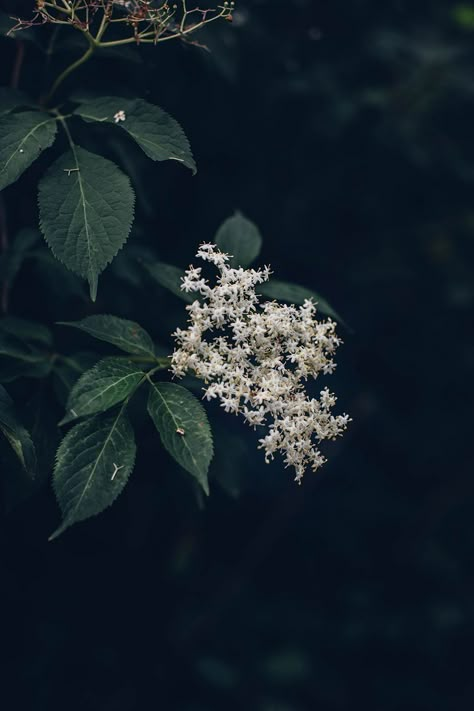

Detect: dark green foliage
[1, 0, 473, 708]
[61, 357, 145, 424]
[0, 383, 36, 476]
[215, 210, 262, 268]
[258, 279, 346, 326]
[0, 110, 57, 190]
[147, 381, 213, 495]
[50, 409, 136, 539]
[38, 147, 135, 300]
[74, 96, 196, 173]
[142, 260, 194, 303]
[59, 315, 156, 359]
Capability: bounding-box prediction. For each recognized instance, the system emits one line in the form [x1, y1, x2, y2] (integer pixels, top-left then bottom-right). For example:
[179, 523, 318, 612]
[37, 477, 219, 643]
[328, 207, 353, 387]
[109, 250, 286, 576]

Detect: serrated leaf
[50, 409, 136, 539]
[0, 384, 36, 476]
[62, 357, 144, 424]
[147, 381, 212, 495]
[52, 351, 99, 405]
[59, 315, 156, 359]
[143, 261, 194, 303]
[258, 279, 347, 327]
[38, 146, 135, 300]
[0, 88, 29, 115]
[0, 111, 57, 190]
[215, 211, 263, 268]
[0, 317, 53, 346]
[74, 96, 196, 173]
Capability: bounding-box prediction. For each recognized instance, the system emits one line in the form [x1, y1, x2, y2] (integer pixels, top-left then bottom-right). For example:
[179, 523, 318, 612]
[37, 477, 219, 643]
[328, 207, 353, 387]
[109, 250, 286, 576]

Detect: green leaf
[0, 359, 52, 383]
[38, 146, 135, 300]
[215, 211, 263, 268]
[52, 351, 99, 405]
[0, 110, 57, 191]
[61, 357, 144, 424]
[147, 381, 212, 495]
[142, 261, 194, 303]
[0, 317, 53, 347]
[0, 88, 29, 115]
[258, 279, 348, 327]
[0, 329, 52, 382]
[59, 315, 156, 359]
[74, 96, 196, 174]
[0, 329, 35, 359]
[0, 228, 39, 287]
[0, 385, 36, 476]
[50, 409, 136, 540]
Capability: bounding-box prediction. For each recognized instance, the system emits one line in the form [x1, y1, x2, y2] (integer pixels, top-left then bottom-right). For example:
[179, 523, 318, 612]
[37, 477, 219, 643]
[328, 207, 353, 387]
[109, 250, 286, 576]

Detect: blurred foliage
[1, 0, 474, 709]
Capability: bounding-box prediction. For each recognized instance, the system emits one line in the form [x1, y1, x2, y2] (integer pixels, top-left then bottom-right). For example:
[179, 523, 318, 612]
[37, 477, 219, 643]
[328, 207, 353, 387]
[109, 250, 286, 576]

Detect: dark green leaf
[0, 329, 35, 359]
[52, 351, 99, 405]
[215, 211, 263, 267]
[143, 261, 194, 303]
[0, 88, 30, 115]
[61, 357, 144, 424]
[258, 279, 347, 327]
[50, 409, 136, 539]
[38, 146, 135, 300]
[59, 315, 156, 359]
[147, 381, 212, 495]
[0, 110, 57, 190]
[0, 384, 36, 476]
[0, 317, 53, 346]
[0, 330, 52, 382]
[0, 228, 39, 287]
[74, 96, 196, 173]
[0, 358, 53, 383]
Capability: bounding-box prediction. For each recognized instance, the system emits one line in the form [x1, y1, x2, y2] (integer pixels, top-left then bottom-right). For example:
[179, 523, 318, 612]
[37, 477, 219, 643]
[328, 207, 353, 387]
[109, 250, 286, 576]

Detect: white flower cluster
[171, 243, 350, 483]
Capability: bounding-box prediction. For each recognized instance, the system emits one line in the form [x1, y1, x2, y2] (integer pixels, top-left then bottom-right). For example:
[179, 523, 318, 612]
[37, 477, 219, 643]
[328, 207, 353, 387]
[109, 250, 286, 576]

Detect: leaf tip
[48, 522, 67, 542]
[89, 275, 98, 302]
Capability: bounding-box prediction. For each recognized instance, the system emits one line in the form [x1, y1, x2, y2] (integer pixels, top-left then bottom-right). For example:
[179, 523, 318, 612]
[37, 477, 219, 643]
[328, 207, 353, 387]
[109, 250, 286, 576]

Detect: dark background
[1, 1, 474, 709]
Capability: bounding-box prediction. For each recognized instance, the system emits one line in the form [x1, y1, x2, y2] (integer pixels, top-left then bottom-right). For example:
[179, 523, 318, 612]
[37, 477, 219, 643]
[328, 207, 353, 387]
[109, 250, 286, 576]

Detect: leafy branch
[9, 0, 235, 103]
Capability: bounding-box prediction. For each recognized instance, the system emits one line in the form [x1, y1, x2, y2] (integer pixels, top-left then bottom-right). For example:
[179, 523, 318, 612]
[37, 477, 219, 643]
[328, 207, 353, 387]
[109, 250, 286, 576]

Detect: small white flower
[170, 243, 350, 482]
[114, 110, 126, 123]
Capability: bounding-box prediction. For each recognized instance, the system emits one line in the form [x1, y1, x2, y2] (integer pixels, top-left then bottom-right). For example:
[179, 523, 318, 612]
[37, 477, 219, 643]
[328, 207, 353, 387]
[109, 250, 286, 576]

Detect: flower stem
[43, 40, 95, 106]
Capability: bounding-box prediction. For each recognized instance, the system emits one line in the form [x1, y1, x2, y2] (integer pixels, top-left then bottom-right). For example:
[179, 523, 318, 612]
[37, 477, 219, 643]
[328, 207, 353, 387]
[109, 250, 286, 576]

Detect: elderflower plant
[171, 244, 350, 483]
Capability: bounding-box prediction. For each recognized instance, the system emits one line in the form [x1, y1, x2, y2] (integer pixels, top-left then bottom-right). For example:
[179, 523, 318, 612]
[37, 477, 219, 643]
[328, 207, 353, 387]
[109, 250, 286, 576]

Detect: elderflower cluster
[171, 244, 350, 483]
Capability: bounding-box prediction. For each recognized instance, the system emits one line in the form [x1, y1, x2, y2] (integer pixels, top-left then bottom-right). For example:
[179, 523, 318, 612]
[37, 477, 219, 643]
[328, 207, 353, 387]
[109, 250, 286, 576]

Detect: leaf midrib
[63, 408, 124, 524]
[68, 144, 94, 286]
[71, 368, 143, 415]
[149, 382, 202, 477]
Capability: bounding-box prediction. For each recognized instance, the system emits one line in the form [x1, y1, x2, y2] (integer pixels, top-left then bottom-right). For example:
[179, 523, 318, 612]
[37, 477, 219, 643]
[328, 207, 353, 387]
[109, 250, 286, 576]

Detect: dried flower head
[171, 244, 350, 483]
[11, 2, 234, 47]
